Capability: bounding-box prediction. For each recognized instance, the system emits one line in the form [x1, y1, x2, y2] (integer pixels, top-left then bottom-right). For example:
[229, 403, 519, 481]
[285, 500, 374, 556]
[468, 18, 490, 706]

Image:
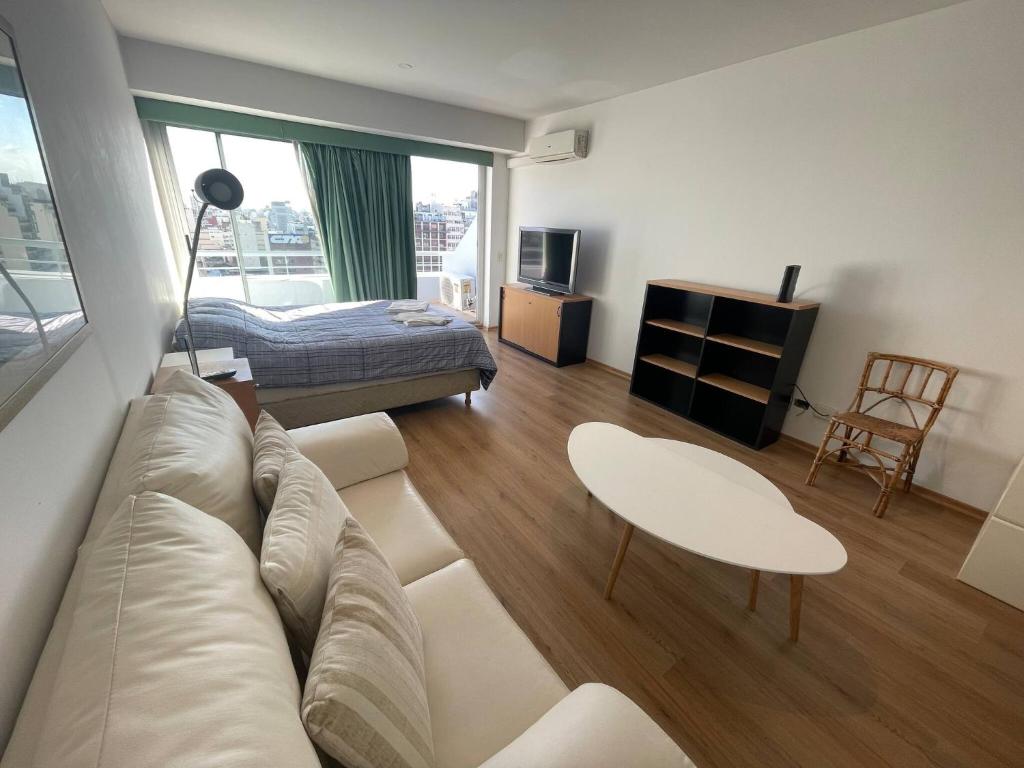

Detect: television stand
[499, 283, 593, 366]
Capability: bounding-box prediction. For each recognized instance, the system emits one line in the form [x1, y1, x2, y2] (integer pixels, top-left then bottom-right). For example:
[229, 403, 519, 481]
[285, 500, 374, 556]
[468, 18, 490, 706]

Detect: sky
[168, 127, 311, 212]
[167, 126, 478, 212]
[411, 155, 477, 206]
[0, 95, 46, 185]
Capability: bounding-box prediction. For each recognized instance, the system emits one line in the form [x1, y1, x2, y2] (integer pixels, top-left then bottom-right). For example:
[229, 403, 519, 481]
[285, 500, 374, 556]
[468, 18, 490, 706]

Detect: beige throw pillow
[253, 410, 298, 512]
[261, 453, 350, 655]
[303, 517, 435, 768]
[123, 369, 261, 552]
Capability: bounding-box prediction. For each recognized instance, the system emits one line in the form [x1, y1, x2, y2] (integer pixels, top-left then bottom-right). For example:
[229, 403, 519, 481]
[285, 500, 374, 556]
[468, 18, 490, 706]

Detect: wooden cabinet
[499, 283, 592, 366]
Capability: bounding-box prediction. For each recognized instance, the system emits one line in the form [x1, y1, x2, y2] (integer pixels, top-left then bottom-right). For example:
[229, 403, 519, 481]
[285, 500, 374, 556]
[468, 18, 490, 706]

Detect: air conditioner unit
[527, 129, 589, 163]
[439, 272, 475, 312]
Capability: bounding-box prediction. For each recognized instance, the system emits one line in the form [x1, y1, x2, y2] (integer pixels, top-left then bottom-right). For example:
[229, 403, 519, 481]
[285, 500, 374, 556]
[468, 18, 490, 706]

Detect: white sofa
[3, 385, 694, 767]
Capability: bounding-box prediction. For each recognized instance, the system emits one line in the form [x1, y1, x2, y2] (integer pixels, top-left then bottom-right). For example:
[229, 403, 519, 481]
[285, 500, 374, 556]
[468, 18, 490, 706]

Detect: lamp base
[201, 367, 237, 381]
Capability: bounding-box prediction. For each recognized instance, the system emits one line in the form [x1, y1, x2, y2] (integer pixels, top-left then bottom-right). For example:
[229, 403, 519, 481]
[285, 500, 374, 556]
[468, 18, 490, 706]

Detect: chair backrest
[851, 353, 959, 437]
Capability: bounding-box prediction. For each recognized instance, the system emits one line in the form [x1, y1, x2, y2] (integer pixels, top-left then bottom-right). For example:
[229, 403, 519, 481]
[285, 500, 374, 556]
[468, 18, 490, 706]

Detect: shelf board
[639, 354, 697, 379]
[705, 333, 783, 359]
[647, 279, 819, 310]
[698, 373, 770, 404]
[645, 318, 705, 338]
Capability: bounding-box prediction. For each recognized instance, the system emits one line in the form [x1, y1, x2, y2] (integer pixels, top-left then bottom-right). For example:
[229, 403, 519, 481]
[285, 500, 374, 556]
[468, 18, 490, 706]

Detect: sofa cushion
[127, 368, 261, 551]
[478, 683, 695, 768]
[26, 492, 319, 768]
[261, 452, 350, 655]
[288, 411, 409, 490]
[303, 517, 435, 768]
[339, 470, 463, 585]
[253, 410, 298, 512]
[404, 559, 569, 768]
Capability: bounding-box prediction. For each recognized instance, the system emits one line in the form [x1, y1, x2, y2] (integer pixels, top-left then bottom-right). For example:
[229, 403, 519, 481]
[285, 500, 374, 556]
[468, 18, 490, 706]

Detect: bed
[173, 298, 497, 428]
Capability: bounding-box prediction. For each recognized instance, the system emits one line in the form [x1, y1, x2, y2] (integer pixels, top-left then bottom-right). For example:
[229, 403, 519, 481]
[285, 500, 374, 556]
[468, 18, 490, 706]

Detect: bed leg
[464, 391, 472, 406]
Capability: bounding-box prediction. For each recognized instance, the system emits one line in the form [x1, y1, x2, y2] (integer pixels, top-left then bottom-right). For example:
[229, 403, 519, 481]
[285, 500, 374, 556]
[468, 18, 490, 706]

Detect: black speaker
[777, 265, 801, 303]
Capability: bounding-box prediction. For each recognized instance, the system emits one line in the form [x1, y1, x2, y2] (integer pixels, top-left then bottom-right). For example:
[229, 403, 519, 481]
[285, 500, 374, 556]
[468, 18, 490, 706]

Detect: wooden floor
[390, 332, 1024, 768]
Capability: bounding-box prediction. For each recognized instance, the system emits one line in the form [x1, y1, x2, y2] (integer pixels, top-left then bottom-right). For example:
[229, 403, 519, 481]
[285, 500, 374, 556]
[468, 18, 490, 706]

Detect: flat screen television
[517, 227, 580, 295]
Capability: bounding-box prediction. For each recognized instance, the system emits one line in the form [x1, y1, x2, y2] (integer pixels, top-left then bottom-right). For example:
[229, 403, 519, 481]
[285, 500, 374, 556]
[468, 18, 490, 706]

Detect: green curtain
[300, 143, 417, 301]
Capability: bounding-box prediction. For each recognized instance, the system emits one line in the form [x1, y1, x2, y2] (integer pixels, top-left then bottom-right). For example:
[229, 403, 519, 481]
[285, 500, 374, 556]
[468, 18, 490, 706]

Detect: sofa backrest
[3, 375, 311, 767]
[23, 492, 320, 768]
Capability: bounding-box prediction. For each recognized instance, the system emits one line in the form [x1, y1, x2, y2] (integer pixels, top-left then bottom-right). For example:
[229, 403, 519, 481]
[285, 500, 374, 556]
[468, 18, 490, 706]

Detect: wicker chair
[805, 353, 958, 518]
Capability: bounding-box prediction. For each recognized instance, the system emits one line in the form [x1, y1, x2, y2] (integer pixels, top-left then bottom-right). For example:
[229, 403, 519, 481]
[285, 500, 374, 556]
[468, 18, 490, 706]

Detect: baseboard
[586, 358, 631, 380]
[777, 434, 987, 521]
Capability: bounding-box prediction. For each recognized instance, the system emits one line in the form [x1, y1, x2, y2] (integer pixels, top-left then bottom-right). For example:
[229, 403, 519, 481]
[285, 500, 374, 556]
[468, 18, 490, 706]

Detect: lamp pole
[181, 201, 209, 377]
[178, 168, 244, 379]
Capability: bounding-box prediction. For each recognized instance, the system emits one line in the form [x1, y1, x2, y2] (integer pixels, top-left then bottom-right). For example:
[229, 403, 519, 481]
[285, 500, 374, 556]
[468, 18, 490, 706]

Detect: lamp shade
[194, 168, 244, 210]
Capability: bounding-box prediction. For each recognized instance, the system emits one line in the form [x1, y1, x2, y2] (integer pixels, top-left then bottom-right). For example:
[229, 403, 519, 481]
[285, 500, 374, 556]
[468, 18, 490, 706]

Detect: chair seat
[833, 411, 923, 444]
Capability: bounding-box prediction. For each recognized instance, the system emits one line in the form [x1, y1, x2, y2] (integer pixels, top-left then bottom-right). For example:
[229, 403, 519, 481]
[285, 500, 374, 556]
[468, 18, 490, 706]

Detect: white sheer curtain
[141, 120, 190, 285]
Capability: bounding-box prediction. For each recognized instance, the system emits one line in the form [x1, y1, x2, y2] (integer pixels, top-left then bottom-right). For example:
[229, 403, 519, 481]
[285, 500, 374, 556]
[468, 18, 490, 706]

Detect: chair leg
[874, 449, 910, 518]
[902, 443, 921, 492]
[837, 425, 853, 463]
[805, 420, 837, 487]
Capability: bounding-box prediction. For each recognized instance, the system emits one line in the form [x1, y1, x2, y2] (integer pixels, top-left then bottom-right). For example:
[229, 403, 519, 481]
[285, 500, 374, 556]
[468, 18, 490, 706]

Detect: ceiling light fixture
[398, 62, 413, 70]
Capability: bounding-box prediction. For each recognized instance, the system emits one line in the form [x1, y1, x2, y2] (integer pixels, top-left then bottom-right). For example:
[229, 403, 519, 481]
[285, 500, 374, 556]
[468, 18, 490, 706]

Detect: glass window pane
[1, 31, 87, 413]
[166, 126, 245, 301]
[220, 135, 329, 306]
[411, 157, 478, 313]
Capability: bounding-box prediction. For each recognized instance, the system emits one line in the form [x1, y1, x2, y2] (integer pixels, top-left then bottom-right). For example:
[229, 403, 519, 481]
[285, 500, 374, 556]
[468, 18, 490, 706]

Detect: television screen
[518, 228, 579, 292]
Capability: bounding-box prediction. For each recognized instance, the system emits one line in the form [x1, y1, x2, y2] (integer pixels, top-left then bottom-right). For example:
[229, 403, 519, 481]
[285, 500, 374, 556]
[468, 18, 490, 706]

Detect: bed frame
[256, 368, 480, 429]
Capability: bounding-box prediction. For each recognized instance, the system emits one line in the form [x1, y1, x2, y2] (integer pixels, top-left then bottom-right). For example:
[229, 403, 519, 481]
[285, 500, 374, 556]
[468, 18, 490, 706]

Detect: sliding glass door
[164, 126, 330, 306]
[411, 156, 481, 316]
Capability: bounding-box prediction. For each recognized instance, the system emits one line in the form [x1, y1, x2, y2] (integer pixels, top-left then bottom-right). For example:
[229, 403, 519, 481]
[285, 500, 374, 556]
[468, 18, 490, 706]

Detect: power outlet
[793, 398, 811, 412]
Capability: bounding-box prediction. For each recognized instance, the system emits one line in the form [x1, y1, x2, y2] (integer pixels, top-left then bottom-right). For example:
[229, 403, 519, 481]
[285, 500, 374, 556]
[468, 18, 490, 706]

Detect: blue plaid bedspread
[173, 298, 497, 389]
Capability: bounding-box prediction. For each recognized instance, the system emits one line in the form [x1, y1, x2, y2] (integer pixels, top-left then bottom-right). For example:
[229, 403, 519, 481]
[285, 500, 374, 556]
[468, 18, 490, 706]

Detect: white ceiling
[103, 0, 965, 119]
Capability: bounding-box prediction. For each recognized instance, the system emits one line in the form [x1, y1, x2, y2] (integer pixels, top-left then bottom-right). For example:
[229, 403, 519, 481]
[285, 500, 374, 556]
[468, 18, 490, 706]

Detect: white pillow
[123, 369, 262, 551]
[29, 492, 320, 768]
[261, 452, 350, 655]
[253, 410, 298, 513]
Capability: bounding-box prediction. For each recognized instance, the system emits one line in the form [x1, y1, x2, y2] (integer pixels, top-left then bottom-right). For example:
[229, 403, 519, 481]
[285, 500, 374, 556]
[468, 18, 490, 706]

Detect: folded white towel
[391, 311, 432, 322]
[386, 300, 430, 313]
[403, 315, 453, 327]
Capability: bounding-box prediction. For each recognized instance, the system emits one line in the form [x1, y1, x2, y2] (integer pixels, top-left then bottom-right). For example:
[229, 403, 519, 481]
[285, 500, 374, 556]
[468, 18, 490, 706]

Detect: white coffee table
[568, 422, 847, 640]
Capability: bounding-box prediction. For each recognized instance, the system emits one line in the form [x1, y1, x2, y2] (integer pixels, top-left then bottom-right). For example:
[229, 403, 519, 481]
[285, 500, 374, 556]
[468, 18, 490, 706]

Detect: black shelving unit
[629, 280, 819, 449]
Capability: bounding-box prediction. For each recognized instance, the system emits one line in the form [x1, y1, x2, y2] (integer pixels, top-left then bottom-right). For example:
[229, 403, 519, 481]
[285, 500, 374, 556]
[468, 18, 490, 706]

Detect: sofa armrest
[478, 684, 695, 768]
[287, 412, 409, 490]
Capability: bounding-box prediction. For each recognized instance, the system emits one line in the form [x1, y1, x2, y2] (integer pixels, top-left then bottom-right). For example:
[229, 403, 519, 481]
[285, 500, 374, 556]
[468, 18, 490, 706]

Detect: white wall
[119, 37, 526, 154]
[0, 0, 177, 748]
[484, 155, 510, 328]
[507, 0, 1024, 510]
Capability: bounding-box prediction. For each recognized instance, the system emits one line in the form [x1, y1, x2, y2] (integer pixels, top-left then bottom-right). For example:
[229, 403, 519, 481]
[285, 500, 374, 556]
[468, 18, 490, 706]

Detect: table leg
[747, 569, 760, 611]
[604, 523, 635, 600]
[789, 574, 804, 641]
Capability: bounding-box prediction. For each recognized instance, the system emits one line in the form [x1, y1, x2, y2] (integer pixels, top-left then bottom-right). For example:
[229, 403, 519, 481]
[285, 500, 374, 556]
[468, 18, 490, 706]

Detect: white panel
[992, 457, 1024, 528]
[958, 518, 1024, 611]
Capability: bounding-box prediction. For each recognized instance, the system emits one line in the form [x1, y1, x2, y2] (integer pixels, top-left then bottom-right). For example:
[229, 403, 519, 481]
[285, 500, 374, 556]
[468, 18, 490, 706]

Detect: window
[165, 127, 330, 306]
[161, 129, 483, 306]
[411, 157, 478, 276]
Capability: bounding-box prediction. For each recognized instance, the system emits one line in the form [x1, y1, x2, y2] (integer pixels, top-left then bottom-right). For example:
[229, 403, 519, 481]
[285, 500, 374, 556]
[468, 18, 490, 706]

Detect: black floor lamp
[181, 168, 244, 378]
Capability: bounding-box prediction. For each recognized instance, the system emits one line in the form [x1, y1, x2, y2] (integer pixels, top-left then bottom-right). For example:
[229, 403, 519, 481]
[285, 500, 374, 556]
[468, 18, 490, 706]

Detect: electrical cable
[794, 384, 832, 418]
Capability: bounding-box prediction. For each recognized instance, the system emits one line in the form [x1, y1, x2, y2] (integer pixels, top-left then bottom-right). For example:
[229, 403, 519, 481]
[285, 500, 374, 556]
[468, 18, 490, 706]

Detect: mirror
[0, 17, 88, 430]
